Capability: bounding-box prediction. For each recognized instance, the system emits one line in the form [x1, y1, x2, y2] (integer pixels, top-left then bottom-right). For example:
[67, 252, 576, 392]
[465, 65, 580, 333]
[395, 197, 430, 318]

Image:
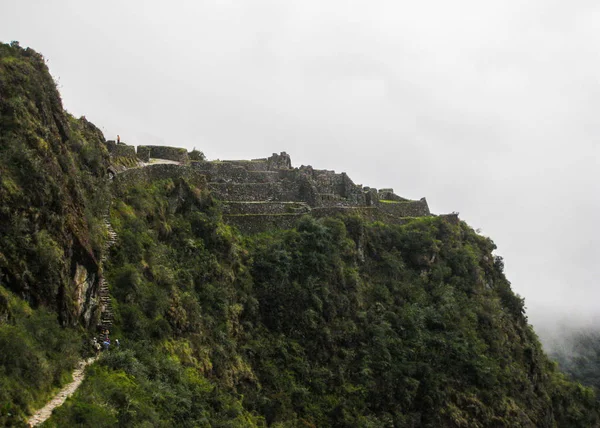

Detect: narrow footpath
[27, 357, 98, 427]
[27, 159, 166, 426]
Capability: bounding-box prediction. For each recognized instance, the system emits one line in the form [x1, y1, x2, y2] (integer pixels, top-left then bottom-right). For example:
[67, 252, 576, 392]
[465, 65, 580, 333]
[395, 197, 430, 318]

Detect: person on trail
[92, 337, 101, 355]
[103, 337, 110, 351]
[117, 135, 121, 144]
[115, 339, 120, 347]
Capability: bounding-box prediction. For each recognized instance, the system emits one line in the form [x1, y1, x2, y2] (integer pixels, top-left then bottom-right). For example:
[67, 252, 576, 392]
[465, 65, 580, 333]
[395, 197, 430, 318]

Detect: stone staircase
[98, 215, 117, 330]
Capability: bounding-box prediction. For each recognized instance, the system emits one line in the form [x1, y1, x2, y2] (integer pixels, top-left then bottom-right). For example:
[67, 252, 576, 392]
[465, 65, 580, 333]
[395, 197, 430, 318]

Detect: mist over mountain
[537, 317, 600, 393]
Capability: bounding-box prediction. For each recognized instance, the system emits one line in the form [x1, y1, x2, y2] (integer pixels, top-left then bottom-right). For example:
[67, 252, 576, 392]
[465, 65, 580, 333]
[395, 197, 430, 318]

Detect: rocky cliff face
[0, 42, 110, 326]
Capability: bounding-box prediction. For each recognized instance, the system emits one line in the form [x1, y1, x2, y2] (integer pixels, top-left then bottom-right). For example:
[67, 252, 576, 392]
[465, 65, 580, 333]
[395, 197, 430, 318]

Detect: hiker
[115, 339, 120, 347]
[117, 135, 121, 144]
[91, 337, 101, 355]
[103, 337, 110, 351]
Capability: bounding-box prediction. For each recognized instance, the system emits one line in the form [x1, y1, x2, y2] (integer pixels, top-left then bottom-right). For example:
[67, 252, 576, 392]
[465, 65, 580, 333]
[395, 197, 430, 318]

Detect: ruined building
[106, 142, 432, 233]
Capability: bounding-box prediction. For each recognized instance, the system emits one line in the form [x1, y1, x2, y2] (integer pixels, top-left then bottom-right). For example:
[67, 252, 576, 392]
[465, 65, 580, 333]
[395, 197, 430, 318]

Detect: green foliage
[1, 41, 598, 427]
[0, 286, 83, 426]
[0, 42, 109, 424]
[189, 148, 206, 161]
[48, 173, 600, 426]
[0, 41, 110, 314]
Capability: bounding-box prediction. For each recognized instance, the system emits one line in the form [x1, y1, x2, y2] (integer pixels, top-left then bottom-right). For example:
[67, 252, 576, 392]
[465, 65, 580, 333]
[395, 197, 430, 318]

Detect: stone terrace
[191, 152, 431, 233]
[108, 143, 432, 233]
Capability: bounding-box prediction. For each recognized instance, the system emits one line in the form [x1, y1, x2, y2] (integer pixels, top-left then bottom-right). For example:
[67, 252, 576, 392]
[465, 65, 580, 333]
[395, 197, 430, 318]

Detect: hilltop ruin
[106, 141, 432, 233]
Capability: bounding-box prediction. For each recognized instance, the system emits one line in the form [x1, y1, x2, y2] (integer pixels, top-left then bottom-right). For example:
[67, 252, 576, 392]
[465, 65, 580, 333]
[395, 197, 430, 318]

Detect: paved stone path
[27, 356, 98, 427]
[28, 158, 173, 426]
[144, 158, 181, 165]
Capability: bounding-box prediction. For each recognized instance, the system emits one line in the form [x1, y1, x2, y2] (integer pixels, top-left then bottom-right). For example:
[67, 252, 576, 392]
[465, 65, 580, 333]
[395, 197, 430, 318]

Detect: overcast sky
[2, 0, 599, 339]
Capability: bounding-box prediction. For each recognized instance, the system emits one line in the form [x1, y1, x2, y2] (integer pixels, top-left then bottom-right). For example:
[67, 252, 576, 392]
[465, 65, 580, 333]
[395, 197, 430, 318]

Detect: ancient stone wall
[378, 188, 408, 202]
[364, 187, 379, 206]
[137, 146, 150, 162]
[112, 144, 136, 158]
[111, 150, 433, 235]
[215, 152, 292, 172]
[114, 164, 206, 190]
[222, 201, 310, 215]
[301, 169, 366, 206]
[218, 160, 269, 171]
[138, 145, 189, 163]
[209, 182, 300, 202]
[440, 213, 460, 224]
[312, 169, 338, 195]
[247, 171, 282, 183]
[376, 198, 430, 217]
[267, 152, 292, 169]
[341, 173, 367, 205]
[192, 162, 279, 183]
[106, 142, 139, 171]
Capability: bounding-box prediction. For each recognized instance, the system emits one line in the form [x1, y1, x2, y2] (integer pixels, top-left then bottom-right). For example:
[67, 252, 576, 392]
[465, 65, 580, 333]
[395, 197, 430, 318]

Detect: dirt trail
[27, 356, 98, 427]
[27, 160, 127, 426]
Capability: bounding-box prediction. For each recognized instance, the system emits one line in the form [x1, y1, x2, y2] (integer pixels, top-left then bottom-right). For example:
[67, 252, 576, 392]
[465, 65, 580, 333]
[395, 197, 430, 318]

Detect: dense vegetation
[45, 177, 598, 427]
[0, 42, 110, 425]
[1, 42, 599, 427]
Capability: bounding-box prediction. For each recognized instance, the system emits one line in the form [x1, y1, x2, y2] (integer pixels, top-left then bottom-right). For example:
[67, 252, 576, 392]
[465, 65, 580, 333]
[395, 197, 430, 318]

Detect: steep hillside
[0, 41, 110, 323]
[44, 174, 598, 427]
[0, 42, 110, 425]
[0, 42, 598, 427]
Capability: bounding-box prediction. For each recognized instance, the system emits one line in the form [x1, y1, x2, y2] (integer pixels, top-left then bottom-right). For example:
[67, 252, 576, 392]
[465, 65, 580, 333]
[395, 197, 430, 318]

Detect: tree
[189, 148, 206, 161]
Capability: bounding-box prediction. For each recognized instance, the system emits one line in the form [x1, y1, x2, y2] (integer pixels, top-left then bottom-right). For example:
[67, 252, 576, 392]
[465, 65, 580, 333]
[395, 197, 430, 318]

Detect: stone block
[137, 145, 150, 162]
[144, 145, 189, 163]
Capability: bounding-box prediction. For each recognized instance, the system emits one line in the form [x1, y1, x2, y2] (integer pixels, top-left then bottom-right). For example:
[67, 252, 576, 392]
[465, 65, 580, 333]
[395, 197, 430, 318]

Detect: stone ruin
[136, 145, 189, 163]
[107, 143, 433, 233]
[105, 141, 189, 165]
[191, 152, 430, 233]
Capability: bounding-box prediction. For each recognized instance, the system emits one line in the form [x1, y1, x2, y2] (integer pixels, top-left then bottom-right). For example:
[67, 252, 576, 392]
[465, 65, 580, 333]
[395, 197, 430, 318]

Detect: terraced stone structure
[111, 147, 431, 233]
[105, 142, 189, 166]
[136, 145, 189, 163]
[105, 140, 141, 171]
[191, 152, 431, 233]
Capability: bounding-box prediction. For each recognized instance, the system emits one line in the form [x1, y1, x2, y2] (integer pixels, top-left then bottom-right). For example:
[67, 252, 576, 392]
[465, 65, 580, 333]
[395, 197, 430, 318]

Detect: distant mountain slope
[548, 326, 600, 393]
